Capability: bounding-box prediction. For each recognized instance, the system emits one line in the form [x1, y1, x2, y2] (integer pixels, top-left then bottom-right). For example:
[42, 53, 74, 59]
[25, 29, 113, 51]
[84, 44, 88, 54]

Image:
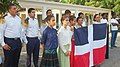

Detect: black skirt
[40, 49, 59, 67]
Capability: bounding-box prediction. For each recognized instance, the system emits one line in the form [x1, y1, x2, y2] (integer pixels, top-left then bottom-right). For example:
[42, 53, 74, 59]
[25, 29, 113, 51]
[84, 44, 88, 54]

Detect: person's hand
[3, 44, 11, 50]
[65, 51, 70, 56]
[40, 44, 44, 50]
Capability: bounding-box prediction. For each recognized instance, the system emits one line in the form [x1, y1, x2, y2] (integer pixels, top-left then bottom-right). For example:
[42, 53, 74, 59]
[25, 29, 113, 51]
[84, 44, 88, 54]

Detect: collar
[7, 13, 17, 18]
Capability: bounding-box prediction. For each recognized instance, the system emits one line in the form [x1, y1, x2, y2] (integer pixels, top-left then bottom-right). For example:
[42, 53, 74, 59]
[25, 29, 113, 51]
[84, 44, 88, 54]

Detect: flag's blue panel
[74, 27, 89, 46]
[93, 23, 107, 41]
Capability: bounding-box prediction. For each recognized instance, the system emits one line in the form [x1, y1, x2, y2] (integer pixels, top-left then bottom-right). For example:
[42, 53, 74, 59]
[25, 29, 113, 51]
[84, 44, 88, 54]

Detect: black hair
[46, 15, 54, 22]
[28, 8, 35, 13]
[8, 3, 16, 10]
[46, 9, 52, 14]
[93, 14, 99, 21]
[76, 17, 83, 22]
[69, 15, 76, 22]
[65, 9, 71, 14]
[78, 12, 84, 17]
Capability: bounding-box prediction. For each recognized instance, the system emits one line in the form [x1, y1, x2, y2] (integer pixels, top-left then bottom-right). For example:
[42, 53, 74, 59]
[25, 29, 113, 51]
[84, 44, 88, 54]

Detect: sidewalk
[101, 33, 120, 67]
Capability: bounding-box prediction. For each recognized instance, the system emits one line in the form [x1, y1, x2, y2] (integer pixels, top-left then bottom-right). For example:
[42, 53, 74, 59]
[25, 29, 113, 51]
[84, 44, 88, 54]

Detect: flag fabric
[70, 23, 107, 67]
[73, 27, 90, 67]
[92, 23, 107, 65]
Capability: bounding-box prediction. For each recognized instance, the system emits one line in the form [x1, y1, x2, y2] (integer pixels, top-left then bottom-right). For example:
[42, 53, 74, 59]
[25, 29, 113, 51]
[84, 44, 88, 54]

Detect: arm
[20, 25, 28, 44]
[58, 30, 67, 53]
[1, 21, 11, 50]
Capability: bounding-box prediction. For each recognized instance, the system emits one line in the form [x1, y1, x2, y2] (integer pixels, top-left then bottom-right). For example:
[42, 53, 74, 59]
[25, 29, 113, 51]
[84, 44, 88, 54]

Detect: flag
[73, 27, 90, 67]
[70, 23, 107, 67]
[92, 23, 107, 65]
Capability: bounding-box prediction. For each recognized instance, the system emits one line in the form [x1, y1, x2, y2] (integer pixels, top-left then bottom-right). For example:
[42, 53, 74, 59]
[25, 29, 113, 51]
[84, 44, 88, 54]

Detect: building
[18, 0, 111, 28]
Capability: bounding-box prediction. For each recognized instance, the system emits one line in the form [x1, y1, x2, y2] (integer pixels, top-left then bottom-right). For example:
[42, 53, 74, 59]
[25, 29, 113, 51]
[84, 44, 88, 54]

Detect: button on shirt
[26, 18, 40, 37]
[58, 26, 72, 53]
[1, 13, 22, 46]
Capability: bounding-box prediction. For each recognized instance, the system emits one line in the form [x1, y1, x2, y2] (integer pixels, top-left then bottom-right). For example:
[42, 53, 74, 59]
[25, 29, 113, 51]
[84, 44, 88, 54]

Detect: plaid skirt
[40, 49, 59, 67]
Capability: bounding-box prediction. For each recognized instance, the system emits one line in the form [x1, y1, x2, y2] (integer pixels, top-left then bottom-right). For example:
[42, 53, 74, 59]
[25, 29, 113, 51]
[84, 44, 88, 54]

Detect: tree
[0, 0, 20, 21]
[60, 0, 120, 14]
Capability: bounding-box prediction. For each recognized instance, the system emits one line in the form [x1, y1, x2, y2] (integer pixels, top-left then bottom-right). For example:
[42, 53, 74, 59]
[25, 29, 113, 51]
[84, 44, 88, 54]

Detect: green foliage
[0, 0, 20, 14]
[61, 0, 120, 14]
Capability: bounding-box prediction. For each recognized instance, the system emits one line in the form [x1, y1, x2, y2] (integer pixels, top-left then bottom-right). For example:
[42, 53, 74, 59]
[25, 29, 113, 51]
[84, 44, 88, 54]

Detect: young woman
[76, 17, 83, 28]
[40, 15, 59, 67]
[69, 15, 76, 67]
[58, 15, 72, 67]
[93, 14, 101, 24]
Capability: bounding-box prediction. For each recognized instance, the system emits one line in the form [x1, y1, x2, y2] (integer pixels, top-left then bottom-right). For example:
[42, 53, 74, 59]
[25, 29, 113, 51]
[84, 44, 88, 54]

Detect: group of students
[0, 3, 120, 67]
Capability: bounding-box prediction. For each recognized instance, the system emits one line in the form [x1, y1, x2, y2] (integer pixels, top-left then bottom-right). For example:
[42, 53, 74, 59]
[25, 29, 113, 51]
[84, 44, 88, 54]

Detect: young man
[24, 8, 40, 67]
[101, 13, 108, 24]
[46, 9, 53, 16]
[110, 12, 120, 49]
[1, 3, 22, 67]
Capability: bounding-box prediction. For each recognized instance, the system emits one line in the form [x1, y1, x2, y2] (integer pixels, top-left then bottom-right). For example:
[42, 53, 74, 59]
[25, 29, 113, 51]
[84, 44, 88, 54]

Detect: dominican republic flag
[73, 26, 90, 67]
[92, 23, 107, 65]
[72, 23, 107, 67]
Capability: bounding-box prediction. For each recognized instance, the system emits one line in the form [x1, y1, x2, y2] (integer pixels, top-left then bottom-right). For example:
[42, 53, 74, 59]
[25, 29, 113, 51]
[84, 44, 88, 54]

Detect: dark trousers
[26, 37, 40, 67]
[111, 30, 118, 47]
[3, 37, 22, 67]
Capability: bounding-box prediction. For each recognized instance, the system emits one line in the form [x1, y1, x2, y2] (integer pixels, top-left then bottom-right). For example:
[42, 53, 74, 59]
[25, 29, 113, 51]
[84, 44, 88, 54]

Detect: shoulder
[58, 27, 63, 34]
[43, 26, 49, 34]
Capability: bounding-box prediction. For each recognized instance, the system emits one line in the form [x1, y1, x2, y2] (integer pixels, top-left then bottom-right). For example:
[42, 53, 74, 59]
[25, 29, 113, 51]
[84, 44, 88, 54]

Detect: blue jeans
[111, 30, 118, 47]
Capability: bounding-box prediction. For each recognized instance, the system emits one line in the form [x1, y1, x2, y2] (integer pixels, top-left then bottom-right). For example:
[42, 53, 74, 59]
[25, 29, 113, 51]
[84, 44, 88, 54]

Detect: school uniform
[40, 26, 59, 67]
[24, 17, 40, 67]
[1, 13, 22, 67]
[58, 26, 72, 67]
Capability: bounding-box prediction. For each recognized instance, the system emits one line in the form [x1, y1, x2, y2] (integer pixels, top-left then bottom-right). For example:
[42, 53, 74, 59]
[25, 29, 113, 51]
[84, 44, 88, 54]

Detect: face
[62, 17, 69, 26]
[29, 10, 35, 18]
[70, 18, 76, 26]
[49, 17, 56, 27]
[77, 18, 83, 26]
[9, 6, 17, 16]
[47, 11, 52, 16]
[95, 15, 100, 22]
[66, 13, 71, 17]
[103, 14, 107, 19]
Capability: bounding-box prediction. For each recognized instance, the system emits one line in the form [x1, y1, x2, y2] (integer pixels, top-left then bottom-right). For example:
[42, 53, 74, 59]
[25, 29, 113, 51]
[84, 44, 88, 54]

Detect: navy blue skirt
[40, 49, 59, 67]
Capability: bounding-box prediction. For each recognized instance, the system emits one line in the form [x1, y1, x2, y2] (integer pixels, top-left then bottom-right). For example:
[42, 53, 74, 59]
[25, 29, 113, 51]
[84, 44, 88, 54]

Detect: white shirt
[1, 13, 22, 46]
[58, 26, 72, 53]
[26, 18, 40, 37]
[110, 18, 119, 31]
[93, 21, 101, 24]
[101, 18, 108, 24]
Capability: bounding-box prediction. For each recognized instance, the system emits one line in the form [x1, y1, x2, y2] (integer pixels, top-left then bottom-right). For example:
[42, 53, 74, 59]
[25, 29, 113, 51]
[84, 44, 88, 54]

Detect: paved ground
[101, 33, 120, 67]
[1, 33, 120, 67]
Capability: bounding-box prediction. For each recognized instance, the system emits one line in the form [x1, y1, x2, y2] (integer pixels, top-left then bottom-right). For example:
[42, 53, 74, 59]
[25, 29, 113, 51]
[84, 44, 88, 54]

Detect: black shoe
[113, 46, 117, 48]
[111, 47, 113, 49]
